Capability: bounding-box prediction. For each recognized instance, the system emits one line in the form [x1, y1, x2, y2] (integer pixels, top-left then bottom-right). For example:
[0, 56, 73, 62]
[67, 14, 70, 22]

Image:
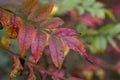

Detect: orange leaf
[22, 0, 38, 14]
[0, 8, 10, 27]
[28, 2, 54, 22]
[6, 15, 24, 39]
[32, 30, 47, 62]
[9, 55, 23, 79]
[41, 17, 64, 29]
[18, 25, 35, 57]
[49, 36, 65, 69]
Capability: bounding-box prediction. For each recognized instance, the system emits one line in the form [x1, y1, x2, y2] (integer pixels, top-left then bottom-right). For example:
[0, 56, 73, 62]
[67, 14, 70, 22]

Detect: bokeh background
[0, 0, 120, 80]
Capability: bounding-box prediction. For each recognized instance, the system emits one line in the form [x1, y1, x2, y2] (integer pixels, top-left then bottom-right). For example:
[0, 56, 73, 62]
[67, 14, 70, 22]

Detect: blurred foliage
[0, 0, 120, 80]
[39, 0, 106, 18]
[77, 23, 120, 53]
[39, 0, 119, 53]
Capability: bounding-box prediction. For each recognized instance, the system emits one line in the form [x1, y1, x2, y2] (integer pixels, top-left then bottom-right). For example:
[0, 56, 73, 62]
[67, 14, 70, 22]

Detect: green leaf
[107, 36, 120, 52]
[105, 10, 117, 22]
[93, 2, 103, 8]
[96, 9, 106, 19]
[110, 24, 120, 34]
[90, 36, 107, 53]
[77, 6, 85, 15]
[98, 24, 111, 34]
[82, 0, 95, 6]
[107, 36, 116, 47]
[76, 23, 87, 35]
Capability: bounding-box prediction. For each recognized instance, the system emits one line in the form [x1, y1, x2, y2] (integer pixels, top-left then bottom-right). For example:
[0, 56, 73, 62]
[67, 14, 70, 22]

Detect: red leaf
[41, 17, 64, 29]
[48, 36, 65, 69]
[22, 0, 38, 14]
[18, 25, 35, 57]
[54, 28, 78, 37]
[31, 30, 47, 62]
[10, 15, 24, 29]
[0, 8, 10, 27]
[61, 37, 92, 63]
[6, 15, 24, 39]
[28, 2, 54, 22]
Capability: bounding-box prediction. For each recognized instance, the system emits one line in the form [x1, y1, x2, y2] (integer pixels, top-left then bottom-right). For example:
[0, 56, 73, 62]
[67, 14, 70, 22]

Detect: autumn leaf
[48, 35, 65, 69]
[18, 25, 35, 57]
[6, 15, 24, 39]
[9, 55, 23, 79]
[28, 2, 54, 22]
[54, 28, 78, 37]
[22, 0, 38, 14]
[6, 27, 18, 39]
[0, 8, 10, 27]
[31, 30, 47, 62]
[1, 37, 10, 48]
[50, 3, 59, 16]
[60, 37, 92, 63]
[41, 17, 64, 29]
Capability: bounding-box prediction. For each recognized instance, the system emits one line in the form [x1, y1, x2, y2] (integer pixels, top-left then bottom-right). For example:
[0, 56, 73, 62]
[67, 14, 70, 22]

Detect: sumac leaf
[41, 17, 64, 29]
[28, 2, 54, 22]
[61, 37, 92, 63]
[10, 15, 24, 30]
[22, 0, 38, 14]
[6, 27, 18, 39]
[32, 30, 47, 62]
[6, 15, 24, 39]
[49, 36, 65, 69]
[54, 28, 78, 37]
[18, 25, 35, 57]
[0, 8, 10, 27]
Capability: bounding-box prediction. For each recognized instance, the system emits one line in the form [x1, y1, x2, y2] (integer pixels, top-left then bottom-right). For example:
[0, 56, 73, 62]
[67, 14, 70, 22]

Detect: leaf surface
[6, 15, 24, 39]
[32, 30, 47, 62]
[22, 0, 38, 14]
[9, 55, 23, 79]
[41, 17, 64, 29]
[18, 25, 35, 57]
[49, 36, 65, 69]
[28, 2, 54, 22]
[61, 37, 92, 63]
[54, 28, 78, 37]
[0, 8, 10, 27]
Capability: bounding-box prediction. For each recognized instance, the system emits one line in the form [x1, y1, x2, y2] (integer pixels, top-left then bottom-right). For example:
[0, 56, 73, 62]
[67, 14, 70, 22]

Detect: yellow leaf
[9, 55, 23, 79]
[6, 27, 18, 39]
[1, 37, 10, 48]
[50, 3, 59, 16]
